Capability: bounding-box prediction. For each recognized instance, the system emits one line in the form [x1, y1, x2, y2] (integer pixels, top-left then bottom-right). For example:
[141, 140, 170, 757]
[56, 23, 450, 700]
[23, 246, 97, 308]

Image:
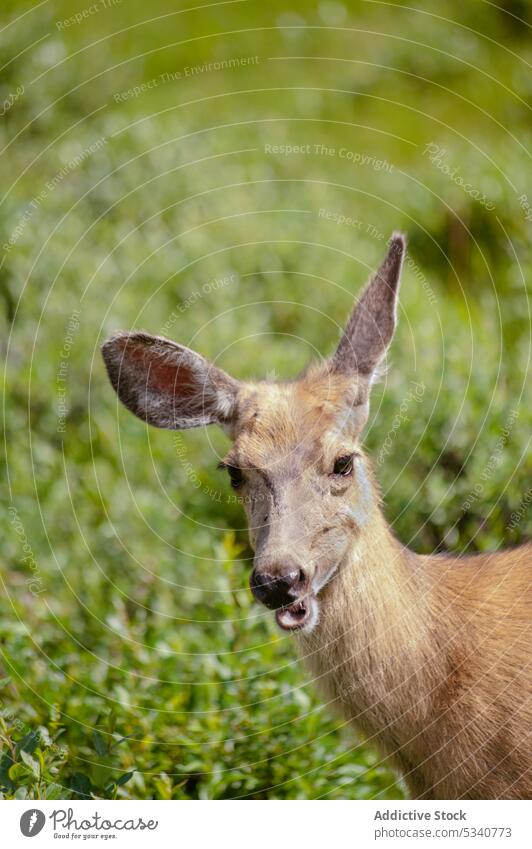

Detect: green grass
[1, 0, 531, 799]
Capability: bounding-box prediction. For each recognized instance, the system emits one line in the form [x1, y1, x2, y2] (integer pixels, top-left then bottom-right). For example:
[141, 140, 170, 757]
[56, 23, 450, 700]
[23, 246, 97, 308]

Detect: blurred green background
[1, 0, 531, 799]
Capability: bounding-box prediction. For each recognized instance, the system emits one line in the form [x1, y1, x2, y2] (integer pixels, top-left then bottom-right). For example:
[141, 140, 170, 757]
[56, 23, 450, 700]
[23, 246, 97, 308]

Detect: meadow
[1, 0, 531, 799]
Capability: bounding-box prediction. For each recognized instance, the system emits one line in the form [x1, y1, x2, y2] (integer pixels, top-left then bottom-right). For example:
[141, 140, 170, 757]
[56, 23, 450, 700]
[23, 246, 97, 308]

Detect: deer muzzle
[250, 566, 317, 631]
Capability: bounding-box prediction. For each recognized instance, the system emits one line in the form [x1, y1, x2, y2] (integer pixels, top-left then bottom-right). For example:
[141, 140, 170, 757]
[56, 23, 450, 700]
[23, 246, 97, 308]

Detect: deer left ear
[331, 233, 405, 381]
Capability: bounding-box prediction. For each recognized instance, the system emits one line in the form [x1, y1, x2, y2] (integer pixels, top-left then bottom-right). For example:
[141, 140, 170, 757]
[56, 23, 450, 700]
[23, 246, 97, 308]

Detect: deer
[102, 234, 532, 800]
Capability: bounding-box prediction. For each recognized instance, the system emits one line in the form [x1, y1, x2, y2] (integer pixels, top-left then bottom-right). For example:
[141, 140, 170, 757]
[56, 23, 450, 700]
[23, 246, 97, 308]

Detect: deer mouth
[275, 596, 317, 631]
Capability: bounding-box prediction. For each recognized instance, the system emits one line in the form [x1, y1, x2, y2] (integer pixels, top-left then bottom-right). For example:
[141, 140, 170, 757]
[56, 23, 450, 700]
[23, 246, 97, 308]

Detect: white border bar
[2, 799, 530, 848]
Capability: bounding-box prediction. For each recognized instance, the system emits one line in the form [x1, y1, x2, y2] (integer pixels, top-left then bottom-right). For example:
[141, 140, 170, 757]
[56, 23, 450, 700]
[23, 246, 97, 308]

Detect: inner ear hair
[101, 331, 239, 430]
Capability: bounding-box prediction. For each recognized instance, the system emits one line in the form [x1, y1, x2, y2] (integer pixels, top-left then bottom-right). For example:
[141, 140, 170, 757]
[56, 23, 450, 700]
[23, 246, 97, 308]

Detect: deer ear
[332, 233, 405, 379]
[101, 332, 240, 430]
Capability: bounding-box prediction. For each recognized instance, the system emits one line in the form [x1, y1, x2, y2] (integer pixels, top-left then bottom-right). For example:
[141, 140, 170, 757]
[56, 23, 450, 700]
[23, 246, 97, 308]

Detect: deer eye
[332, 454, 354, 476]
[226, 465, 244, 489]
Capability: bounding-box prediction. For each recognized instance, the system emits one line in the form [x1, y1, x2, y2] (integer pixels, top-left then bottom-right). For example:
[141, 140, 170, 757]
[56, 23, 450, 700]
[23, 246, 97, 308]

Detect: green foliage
[1, 0, 530, 800]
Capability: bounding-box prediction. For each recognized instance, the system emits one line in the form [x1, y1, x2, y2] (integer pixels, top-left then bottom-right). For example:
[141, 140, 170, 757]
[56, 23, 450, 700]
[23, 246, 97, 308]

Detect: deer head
[102, 234, 405, 633]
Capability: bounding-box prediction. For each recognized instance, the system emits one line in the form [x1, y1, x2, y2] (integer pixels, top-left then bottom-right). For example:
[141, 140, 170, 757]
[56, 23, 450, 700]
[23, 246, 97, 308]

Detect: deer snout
[250, 565, 307, 610]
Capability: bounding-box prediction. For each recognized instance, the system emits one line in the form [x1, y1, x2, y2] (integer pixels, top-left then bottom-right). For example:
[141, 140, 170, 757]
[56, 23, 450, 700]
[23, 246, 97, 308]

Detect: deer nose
[250, 566, 306, 609]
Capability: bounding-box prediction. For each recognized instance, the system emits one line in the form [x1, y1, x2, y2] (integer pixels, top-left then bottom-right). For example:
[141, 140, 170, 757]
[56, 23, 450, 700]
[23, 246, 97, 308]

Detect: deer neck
[297, 502, 445, 739]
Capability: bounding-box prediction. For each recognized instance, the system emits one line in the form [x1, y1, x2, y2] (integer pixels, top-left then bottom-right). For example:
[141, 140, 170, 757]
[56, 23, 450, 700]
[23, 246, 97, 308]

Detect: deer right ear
[101, 332, 240, 430]
[332, 233, 405, 380]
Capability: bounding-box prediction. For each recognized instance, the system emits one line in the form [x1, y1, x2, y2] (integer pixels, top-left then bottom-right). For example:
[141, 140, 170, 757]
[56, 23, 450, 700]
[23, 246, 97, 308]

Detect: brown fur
[298, 500, 532, 799]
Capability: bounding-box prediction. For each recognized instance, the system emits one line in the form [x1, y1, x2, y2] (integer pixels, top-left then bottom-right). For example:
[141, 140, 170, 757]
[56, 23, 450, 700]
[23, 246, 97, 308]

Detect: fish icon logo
[20, 809, 46, 837]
